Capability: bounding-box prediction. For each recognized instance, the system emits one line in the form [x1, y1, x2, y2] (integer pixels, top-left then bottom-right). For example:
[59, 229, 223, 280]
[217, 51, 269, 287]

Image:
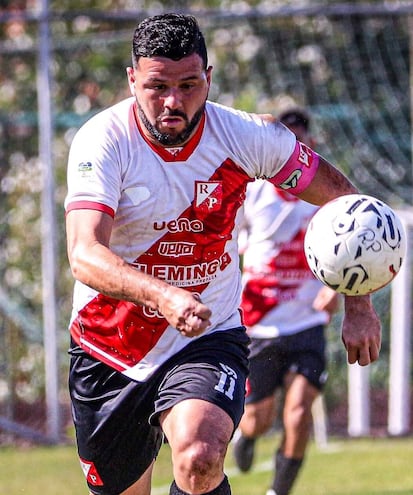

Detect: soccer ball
[304, 194, 406, 295]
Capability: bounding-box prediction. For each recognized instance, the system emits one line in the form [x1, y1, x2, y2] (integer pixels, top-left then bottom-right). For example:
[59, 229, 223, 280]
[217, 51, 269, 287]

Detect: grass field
[1, 434, 412, 494]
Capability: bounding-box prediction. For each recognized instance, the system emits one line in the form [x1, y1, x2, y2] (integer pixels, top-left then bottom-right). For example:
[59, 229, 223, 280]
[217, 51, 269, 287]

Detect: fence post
[388, 218, 411, 436]
[37, 0, 60, 443]
[348, 364, 370, 437]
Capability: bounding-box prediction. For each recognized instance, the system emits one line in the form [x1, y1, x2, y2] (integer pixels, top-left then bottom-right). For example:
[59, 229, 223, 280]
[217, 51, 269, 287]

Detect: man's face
[127, 53, 212, 146]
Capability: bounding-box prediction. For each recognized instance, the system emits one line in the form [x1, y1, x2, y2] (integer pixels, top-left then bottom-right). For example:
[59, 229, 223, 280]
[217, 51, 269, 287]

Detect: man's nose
[163, 88, 182, 108]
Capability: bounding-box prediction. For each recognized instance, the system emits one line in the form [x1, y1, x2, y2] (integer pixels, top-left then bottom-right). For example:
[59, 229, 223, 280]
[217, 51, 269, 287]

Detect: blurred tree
[0, 1, 410, 433]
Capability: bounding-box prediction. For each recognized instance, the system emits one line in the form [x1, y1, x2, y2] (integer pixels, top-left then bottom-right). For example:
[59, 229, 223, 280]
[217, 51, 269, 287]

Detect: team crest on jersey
[79, 458, 104, 486]
[194, 181, 222, 212]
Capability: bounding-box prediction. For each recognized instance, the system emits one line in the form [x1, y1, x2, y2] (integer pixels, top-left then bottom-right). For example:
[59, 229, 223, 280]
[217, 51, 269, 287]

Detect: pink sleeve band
[268, 141, 320, 194]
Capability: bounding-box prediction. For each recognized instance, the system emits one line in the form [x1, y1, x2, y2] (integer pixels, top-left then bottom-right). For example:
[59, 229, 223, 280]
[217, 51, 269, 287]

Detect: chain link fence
[0, 1, 412, 443]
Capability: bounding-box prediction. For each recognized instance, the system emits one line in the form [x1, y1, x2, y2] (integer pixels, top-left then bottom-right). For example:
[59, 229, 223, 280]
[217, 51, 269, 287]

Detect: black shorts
[245, 325, 327, 404]
[69, 327, 249, 495]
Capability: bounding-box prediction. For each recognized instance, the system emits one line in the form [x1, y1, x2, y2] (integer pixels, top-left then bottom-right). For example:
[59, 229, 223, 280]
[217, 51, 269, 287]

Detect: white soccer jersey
[241, 181, 330, 339]
[65, 97, 318, 381]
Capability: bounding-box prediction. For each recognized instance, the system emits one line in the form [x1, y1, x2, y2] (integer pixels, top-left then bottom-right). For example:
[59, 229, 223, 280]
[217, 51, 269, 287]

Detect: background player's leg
[269, 373, 319, 495]
[233, 395, 277, 471]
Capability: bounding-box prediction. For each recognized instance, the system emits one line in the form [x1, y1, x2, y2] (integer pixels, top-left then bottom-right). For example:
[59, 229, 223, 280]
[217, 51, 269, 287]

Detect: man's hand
[342, 295, 381, 365]
[157, 286, 212, 337]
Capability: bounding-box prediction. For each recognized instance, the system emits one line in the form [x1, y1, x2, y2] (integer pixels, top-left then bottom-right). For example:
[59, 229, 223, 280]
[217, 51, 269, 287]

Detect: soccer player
[233, 108, 339, 495]
[65, 14, 381, 495]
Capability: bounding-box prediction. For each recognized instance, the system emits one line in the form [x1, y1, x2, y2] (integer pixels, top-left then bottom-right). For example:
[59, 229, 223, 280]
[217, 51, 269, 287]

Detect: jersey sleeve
[64, 114, 122, 217]
[221, 108, 319, 195]
[267, 140, 320, 194]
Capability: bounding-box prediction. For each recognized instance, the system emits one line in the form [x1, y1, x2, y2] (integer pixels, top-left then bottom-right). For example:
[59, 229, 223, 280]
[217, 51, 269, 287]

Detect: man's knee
[175, 437, 226, 476]
[284, 401, 313, 433]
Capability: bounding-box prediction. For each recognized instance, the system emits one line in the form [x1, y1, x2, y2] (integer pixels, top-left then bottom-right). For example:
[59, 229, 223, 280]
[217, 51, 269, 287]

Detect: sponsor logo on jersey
[158, 241, 195, 257]
[77, 161, 93, 177]
[195, 181, 222, 212]
[153, 218, 204, 233]
[79, 458, 104, 486]
[133, 252, 231, 287]
[165, 147, 183, 156]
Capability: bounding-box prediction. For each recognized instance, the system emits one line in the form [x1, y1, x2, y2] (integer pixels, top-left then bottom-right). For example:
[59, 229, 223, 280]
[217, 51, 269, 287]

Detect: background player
[233, 108, 340, 495]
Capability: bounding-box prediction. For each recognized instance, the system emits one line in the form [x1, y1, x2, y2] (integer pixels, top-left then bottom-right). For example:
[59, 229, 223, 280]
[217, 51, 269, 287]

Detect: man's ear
[126, 67, 136, 95]
[206, 65, 213, 86]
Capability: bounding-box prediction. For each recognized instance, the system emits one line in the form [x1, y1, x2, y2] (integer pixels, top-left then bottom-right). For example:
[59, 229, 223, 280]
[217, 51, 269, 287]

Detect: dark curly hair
[132, 13, 208, 69]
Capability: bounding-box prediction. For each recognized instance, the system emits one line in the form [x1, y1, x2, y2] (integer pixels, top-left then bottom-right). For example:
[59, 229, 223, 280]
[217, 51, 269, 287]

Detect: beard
[136, 100, 205, 146]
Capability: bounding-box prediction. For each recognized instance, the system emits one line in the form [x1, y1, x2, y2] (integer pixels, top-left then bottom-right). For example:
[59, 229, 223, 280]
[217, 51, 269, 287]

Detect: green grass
[0, 434, 412, 494]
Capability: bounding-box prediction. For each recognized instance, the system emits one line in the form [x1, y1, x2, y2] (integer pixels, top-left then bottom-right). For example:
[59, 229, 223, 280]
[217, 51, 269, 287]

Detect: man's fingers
[187, 313, 211, 330]
[176, 304, 211, 337]
[346, 342, 380, 366]
[369, 341, 380, 363]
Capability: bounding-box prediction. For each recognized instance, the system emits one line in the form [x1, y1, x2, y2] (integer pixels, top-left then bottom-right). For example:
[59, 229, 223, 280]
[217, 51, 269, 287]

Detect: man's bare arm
[297, 156, 358, 205]
[66, 209, 211, 336]
[297, 155, 382, 365]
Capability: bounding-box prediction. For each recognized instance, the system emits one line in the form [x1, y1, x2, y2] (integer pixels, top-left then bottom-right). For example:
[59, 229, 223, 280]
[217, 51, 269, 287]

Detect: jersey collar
[133, 102, 205, 162]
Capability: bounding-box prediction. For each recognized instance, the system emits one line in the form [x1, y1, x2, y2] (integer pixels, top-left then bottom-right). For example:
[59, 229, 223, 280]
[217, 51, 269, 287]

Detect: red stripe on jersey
[241, 226, 313, 327]
[71, 158, 253, 371]
[65, 201, 115, 218]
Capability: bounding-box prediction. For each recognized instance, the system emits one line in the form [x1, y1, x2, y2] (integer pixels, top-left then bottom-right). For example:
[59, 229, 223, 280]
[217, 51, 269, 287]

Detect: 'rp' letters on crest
[194, 181, 223, 212]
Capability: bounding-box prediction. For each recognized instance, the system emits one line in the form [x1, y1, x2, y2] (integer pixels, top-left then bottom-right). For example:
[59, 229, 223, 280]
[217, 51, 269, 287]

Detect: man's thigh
[69, 349, 163, 495]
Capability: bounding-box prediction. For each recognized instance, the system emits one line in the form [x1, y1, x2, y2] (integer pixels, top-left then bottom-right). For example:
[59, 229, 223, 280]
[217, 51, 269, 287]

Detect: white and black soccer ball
[304, 194, 407, 296]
